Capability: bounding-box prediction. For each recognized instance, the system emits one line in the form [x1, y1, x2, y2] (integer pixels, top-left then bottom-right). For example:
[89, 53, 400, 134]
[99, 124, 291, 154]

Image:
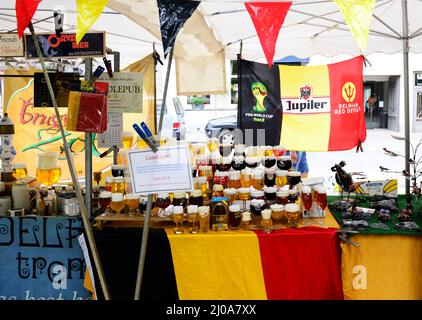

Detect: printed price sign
[127, 144, 193, 194]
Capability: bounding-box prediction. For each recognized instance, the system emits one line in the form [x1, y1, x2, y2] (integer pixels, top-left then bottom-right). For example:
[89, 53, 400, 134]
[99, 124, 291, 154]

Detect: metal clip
[54, 11, 64, 37]
[336, 229, 360, 247]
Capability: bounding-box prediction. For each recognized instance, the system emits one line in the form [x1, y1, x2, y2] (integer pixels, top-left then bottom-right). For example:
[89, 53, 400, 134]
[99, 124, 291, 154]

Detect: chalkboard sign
[34, 72, 81, 108]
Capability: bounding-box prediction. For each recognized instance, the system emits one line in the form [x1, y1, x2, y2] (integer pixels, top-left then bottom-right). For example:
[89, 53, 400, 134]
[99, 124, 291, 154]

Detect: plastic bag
[67, 91, 107, 133]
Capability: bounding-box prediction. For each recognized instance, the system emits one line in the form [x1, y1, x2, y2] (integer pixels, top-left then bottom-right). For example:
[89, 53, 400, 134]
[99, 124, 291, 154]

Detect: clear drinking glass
[126, 193, 140, 216]
[315, 187, 327, 226]
[36, 152, 61, 187]
[99, 191, 112, 215]
[173, 205, 184, 234]
[187, 205, 199, 234]
[110, 193, 125, 215]
[301, 186, 313, 225]
[261, 209, 273, 233]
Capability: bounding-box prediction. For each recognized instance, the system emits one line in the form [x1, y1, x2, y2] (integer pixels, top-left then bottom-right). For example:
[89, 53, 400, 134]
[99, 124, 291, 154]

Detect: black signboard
[25, 32, 105, 59]
[34, 72, 81, 108]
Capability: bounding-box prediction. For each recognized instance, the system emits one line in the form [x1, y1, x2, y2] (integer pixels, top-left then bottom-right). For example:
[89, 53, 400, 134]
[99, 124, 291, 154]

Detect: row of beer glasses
[172, 205, 211, 235]
[99, 191, 140, 215]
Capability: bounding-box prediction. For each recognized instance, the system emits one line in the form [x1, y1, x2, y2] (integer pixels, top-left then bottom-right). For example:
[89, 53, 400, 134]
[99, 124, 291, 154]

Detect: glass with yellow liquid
[240, 169, 252, 188]
[122, 131, 134, 150]
[112, 177, 126, 194]
[207, 138, 219, 153]
[36, 152, 61, 187]
[126, 193, 140, 216]
[187, 205, 199, 233]
[252, 170, 265, 190]
[191, 143, 206, 157]
[172, 205, 184, 234]
[13, 163, 27, 180]
[110, 193, 126, 215]
[276, 170, 288, 188]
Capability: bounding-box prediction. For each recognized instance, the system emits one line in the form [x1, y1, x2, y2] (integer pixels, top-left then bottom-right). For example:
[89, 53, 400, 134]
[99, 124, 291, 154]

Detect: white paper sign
[0, 33, 24, 57]
[98, 72, 143, 113]
[97, 112, 123, 148]
[127, 144, 193, 194]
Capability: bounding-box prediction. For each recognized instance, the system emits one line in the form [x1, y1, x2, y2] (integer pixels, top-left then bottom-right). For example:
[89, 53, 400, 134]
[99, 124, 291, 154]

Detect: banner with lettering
[3, 69, 111, 180]
[238, 56, 366, 151]
[0, 217, 90, 300]
[0, 33, 24, 57]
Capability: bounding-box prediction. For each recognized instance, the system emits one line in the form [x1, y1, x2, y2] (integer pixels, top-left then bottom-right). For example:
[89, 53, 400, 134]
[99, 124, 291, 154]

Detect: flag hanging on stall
[238, 56, 366, 151]
[76, 0, 109, 44]
[334, 0, 376, 52]
[157, 0, 200, 57]
[15, 0, 41, 37]
[244, 1, 292, 68]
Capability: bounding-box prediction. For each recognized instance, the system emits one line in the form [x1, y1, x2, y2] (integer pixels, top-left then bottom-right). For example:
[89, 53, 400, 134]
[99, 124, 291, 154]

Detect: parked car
[204, 115, 240, 145]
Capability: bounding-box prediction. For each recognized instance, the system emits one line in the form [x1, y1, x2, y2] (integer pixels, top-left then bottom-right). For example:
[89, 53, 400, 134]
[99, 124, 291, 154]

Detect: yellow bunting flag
[334, 0, 376, 52]
[76, 0, 109, 44]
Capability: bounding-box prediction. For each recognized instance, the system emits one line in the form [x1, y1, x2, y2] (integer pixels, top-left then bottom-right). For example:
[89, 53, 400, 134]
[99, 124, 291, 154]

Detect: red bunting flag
[245, 1, 292, 68]
[15, 0, 41, 38]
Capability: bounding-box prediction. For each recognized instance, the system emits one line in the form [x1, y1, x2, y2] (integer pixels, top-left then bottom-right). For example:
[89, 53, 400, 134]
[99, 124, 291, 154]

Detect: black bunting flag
[157, 0, 200, 57]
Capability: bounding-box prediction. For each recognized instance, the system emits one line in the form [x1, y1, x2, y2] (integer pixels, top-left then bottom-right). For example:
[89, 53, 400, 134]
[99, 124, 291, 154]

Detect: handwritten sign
[127, 144, 193, 194]
[98, 72, 143, 113]
[0, 217, 91, 300]
[0, 33, 24, 57]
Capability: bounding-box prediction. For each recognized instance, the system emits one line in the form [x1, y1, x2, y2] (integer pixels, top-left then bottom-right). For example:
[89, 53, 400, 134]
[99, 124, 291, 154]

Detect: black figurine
[331, 161, 365, 200]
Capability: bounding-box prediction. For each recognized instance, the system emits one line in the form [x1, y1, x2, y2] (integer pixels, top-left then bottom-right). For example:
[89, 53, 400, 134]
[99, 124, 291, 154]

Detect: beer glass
[93, 171, 102, 187]
[197, 176, 208, 196]
[193, 177, 199, 190]
[187, 205, 199, 234]
[246, 146, 258, 157]
[315, 187, 327, 226]
[287, 171, 302, 189]
[238, 187, 251, 210]
[112, 177, 126, 194]
[122, 131, 134, 150]
[189, 190, 203, 206]
[264, 187, 277, 202]
[270, 204, 285, 227]
[275, 170, 288, 188]
[288, 189, 299, 203]
[223, 188, 238, 205]
[228, 171, 241, 189]
[99, 191, 112, 215]
[191, 143, 206, 157]
[207, 138, 219, 153]
[250, 199, 265, 219]
[252, 170, 265, 190]
[240, 211, 252, 230]
[216, 157, 231, 172]
[245, 157, 259, 169]
[126, 193, 140, 216]
[228, 204, 241, 230]
[277, 156, 292, 171]
[13, 163, 27, 181]
[240, 169, 252, 188]
[301, 186, 313, 225]
[105, 177, 113, 192]
[234, 144, 246, 157]
[138, 194, 150, 214]
[156, 193, 171, 217]
[219, 144, 233, 157]
[262, 156, 276, 168]
[251, 190, 265, 200]
[264, 168, 276, 187]
[207, 154, 219, 174]
[110, 193, 125, 215]
[36, 152, 61, 187]
[172, 205, 184, 234]
[172, 191, 187, 208]
[198, 165, 213, 178]
[214, 171, 229, 189]
[111, 165, 125, 178]
[198, 206, 210, 233]
[261, 209, 273, 233]
[231, 156, 246, 171]
[285, 203, 301, 228]
[273, 145, 285, 158]
[195, 156, 208, 169]
[276, 190, 289, 205]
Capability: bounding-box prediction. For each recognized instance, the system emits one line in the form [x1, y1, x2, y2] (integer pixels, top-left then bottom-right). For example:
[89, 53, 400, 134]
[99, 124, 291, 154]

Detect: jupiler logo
[283, 84, 330, 114]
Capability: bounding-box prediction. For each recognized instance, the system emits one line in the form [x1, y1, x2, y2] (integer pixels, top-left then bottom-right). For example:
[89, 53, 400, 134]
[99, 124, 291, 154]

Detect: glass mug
[36, 152, 61, 187]
[285, 203, 301, 228]
[275, 170, 288, 188]
[99, 191, 112, 215]
[228, 171, 241, 189]
[240, 169, 252, 188]
[13, 163, 27, 180]
[276, 191, 289, 205]
[223, 188, 238, 204]
[252, 171, 265, 190]
[122, 131, 134, 150]
[261, 209, 273, 233]
[228, 204, 242, 230]
[198, 206, 210, 233]
[270, 204, 285, 226]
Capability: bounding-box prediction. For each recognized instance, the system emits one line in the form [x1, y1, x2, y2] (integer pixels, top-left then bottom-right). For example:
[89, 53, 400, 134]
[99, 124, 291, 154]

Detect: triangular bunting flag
[245, 1, 292, 68]
[15, 0, 41, 38]
[157, 0, 200, 58]
[76, 0, 109, 44]
[334, 0, 376, 52]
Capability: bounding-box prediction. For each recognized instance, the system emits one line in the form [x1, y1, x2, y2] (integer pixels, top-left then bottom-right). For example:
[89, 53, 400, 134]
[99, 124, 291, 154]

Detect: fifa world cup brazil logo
[342, 82, 356, 103]
[251, 82, 268, 112]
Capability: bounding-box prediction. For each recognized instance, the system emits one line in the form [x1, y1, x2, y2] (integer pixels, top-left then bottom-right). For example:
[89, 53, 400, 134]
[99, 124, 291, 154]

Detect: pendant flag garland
[157, 0, 200, 58]
[15, 0, 41, 38]
[238, 56, 366, 151]
[244, 1, 292, 68]
[334, 0, 376, 53]
[76, 0, 109, 44]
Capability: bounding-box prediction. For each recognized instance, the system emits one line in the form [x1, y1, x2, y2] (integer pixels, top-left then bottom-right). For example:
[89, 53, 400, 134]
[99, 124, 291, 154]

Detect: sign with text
[0, 33, 24, 57]
[0, 217, 91, 300]
[25, 32, 105, 59]
[98, 72, 143, 113]
[127, 144, 193, 194]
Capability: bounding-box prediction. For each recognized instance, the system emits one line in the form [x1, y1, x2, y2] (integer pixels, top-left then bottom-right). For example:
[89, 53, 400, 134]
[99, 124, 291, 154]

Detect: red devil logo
[300, 85, 312, 100]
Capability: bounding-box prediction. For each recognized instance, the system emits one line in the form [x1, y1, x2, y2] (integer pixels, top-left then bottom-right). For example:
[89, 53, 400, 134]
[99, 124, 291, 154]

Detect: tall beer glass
[36, 152, 61, 187]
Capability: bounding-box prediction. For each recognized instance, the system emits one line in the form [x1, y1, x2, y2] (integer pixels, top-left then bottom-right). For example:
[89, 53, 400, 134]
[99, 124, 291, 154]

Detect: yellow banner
[3, 69, 111, 180]
[334, 0, 376, 52]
